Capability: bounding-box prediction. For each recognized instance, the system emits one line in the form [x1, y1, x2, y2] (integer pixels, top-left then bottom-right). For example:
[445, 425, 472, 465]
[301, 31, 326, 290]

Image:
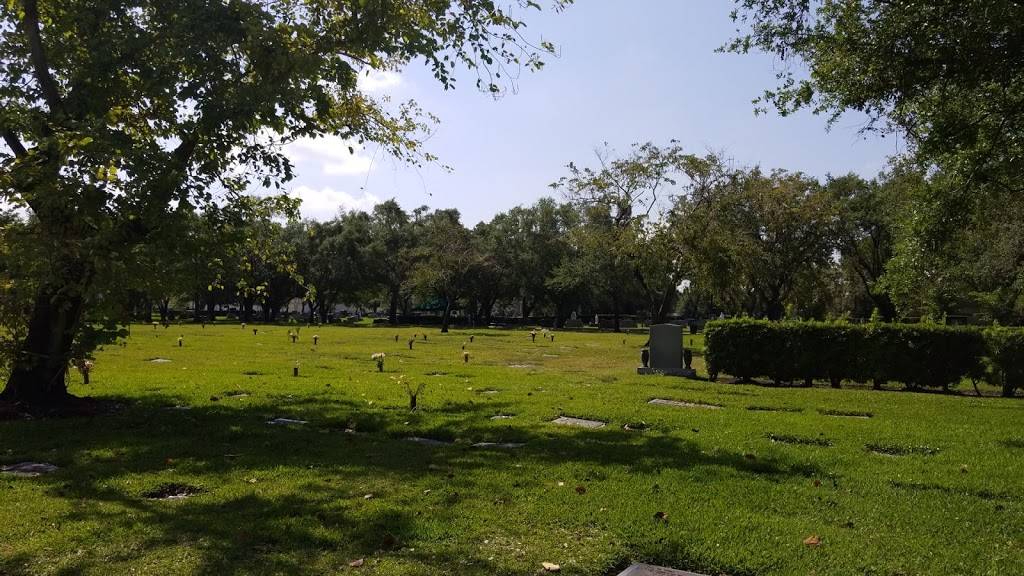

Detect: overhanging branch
[21, 0, 63, 113]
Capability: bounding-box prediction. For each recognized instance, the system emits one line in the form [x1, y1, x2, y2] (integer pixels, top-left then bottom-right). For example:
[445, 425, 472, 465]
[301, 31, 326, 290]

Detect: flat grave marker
[551, 416, 606, 429]
[1, 462, 59, 477]
[649, 398, 722, 410]
[405, 437, 452, 446]
[617, 564, 708, 576]
[267, 417, 307, 425]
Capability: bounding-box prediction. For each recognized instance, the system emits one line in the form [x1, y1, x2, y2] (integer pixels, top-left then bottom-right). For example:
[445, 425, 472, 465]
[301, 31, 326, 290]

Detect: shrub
[983, 325, 1024, 397]
[705, 318, 987, 391]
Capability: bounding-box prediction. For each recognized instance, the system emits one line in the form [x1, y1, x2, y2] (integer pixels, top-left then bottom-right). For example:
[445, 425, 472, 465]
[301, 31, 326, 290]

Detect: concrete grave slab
[405, 437, 452, 446]
[648, 398, 722, 410]
[551, 416, 606, 428]
[617, 564, 708, 576]
[267, 417, 307, 425]
[1, 462, 58, 477]
[472, 442, 525, 449]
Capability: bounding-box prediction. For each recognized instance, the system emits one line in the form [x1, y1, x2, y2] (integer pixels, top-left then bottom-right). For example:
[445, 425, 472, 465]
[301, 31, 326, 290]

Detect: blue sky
[285, 1, 900, 225]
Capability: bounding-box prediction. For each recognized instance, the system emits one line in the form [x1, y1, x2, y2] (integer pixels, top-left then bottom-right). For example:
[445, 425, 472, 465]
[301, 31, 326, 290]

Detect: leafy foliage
[725, 0, 1024, 193]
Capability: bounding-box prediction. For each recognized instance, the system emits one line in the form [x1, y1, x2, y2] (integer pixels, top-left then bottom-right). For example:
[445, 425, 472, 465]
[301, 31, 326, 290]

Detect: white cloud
[285, 135, 376, 176]
[291, 185, 380, 220]
[357, 69, 402, 93]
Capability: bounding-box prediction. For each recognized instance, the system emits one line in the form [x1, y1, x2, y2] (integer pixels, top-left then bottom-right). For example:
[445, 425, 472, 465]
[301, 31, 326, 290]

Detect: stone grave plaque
[1, 462, 59, 477]
[648, 398, 722, 410]
[405, 436, 452, 446]
[471, 442, 525, 449]
[617, 563, 708, 576]
[551, 416, 606, 428]
[267, 417, 307, 425]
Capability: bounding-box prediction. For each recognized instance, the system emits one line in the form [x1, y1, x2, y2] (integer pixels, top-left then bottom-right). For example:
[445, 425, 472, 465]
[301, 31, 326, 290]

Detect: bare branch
[20, 0, 63, 113]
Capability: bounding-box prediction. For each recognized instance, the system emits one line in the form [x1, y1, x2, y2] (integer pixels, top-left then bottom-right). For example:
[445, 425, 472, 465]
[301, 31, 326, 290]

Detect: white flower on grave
[73, 359, 94, 375]
[371, 352, 386, 360]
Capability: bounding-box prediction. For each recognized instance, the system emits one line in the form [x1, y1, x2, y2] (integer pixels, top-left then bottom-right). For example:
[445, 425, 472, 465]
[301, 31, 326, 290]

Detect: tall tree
[726, 0, 1024, 194]
[410, 209, 475, 333]
[826, 170, 907, 320]
[370, 200, 416, 325]
[553, 143, 725, 326]
[682, 168, 835, 319]
[0, 0, 567, 411]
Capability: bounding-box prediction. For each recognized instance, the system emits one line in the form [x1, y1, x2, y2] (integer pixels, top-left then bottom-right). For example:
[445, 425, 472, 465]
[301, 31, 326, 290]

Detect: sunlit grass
[1, 324, 1021, 575]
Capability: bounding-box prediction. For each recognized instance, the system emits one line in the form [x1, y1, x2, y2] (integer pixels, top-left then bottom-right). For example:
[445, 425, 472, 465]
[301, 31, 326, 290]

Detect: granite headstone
[637, 323, 695, 377]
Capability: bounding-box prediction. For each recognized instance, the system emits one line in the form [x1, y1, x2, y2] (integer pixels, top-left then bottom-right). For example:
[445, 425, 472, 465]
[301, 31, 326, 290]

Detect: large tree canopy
[726, 0, 1024, 192]
[0, 0, 568, 411]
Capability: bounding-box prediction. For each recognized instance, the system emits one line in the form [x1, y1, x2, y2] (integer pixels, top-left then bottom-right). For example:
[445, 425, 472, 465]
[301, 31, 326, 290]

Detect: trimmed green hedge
[705, 318, 996, 392]
[982, 325, 1024, 397]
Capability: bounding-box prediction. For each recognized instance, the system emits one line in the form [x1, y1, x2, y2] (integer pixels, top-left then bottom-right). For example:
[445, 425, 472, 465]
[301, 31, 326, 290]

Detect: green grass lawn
[2, 324, 1022, 575]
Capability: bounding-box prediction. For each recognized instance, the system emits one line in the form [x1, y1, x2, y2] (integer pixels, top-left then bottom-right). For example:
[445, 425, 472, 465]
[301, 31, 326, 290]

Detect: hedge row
[704, 319, 1022, 396]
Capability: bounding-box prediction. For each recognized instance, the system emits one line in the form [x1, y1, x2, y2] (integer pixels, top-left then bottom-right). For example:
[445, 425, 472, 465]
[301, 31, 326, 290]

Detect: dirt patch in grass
[819, 408, 873, 419]
[889, 480, 1015, 502]
[767, 433, 832, 447]
[241, 370, 263, 376]
[222, 390, 251, 399]
[866, 442, 940, 456]
[142, 483, 204, 500]
[747, 405, 802, 413]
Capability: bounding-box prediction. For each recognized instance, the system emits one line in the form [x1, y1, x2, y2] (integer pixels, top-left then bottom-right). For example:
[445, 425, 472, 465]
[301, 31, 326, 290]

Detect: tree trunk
[1003, 381, 1015, 398]
[654, 284, 676, 324]
[1, 280, 87, 410]
[242, 297, 254, 323]
[158, 298, 171, 323]
[612, 297, 621, 333]
[388, 287, 400, 325]
[482, 297, 496, 325]
[441, 299, 452, 333]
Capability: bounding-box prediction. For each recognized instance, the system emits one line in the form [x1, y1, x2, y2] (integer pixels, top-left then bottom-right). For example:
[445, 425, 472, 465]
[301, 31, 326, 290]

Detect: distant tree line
[8, 143, 1019, 341]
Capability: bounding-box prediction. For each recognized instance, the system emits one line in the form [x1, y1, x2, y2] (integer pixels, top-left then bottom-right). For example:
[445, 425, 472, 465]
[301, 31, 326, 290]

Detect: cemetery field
[2, 325, 1023, 576]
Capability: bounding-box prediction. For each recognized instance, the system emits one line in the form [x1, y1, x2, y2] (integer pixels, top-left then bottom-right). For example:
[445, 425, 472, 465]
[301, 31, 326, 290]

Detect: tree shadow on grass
[0, 392, 822, 575]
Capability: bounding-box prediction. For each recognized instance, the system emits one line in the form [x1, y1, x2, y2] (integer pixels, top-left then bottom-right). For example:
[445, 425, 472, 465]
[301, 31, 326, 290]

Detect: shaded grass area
[1, 324, 1022, 575]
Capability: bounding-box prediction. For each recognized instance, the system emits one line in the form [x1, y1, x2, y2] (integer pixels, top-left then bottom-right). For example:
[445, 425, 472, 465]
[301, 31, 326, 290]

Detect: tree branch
[1, 125, 28, 158]
[21, 0, 63, 113]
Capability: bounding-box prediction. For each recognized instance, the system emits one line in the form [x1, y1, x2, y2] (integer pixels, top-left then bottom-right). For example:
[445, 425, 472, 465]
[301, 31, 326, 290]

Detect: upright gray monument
[637, 323, 696, 377]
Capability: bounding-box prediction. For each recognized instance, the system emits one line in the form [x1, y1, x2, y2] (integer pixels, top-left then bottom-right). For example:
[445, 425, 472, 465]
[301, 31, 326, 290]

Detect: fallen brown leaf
[541, 562, 561, 572]
[575, 485, 586, 495]
[348, 558, 364, 567]
[803, 535, 821, 547]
